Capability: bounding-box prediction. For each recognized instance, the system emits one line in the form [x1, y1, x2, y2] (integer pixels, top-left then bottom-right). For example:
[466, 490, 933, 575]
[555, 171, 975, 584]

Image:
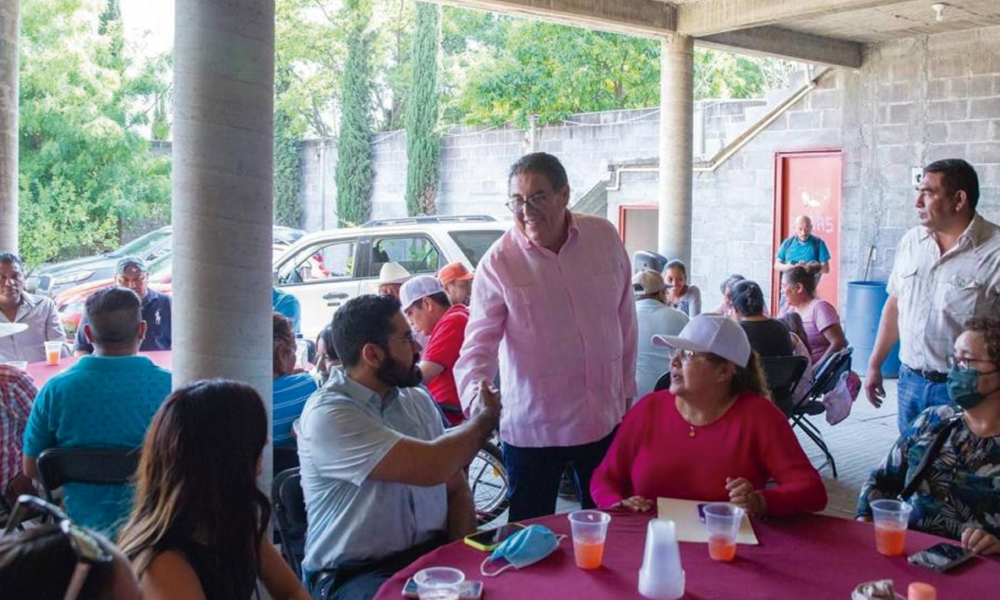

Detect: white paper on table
[656, 497, 759, 545]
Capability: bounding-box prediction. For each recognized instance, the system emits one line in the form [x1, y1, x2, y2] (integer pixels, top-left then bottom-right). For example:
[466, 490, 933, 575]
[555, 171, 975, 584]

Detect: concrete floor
[798, 378, 901, 519]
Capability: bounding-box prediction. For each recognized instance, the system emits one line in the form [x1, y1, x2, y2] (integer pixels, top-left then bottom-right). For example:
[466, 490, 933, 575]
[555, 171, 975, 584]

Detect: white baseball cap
[632, 270, 665, 295]
[399, 275, 445, 311]
[378, 262, 411, 286]
[652, 315, 751, 368]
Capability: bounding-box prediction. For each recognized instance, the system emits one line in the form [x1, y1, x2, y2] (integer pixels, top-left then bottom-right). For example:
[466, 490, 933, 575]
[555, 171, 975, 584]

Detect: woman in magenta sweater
[591, 316, 827, 516]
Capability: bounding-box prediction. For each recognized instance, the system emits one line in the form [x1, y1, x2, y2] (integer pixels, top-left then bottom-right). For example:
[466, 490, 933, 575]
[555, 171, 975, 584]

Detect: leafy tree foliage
[274, 70, 302, 228]
[334, 0, 374, 227]
[18, 0, 170, 265]
[404, 3, 440, 216]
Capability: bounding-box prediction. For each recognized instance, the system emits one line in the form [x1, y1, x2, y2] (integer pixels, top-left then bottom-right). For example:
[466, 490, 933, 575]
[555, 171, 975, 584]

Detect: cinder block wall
[298, 103, 761, 224]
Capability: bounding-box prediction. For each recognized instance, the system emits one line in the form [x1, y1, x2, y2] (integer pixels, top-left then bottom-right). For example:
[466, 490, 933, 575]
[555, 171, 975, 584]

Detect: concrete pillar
[0, 0, 18, 252]
[173, 0, 275, 474]
[658, 33, 694, 265]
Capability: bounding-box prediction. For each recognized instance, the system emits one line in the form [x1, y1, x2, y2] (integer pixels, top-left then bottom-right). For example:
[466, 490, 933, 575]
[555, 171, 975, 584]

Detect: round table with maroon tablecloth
[373, 511, 998, 600]
[25, 350, 173, 388]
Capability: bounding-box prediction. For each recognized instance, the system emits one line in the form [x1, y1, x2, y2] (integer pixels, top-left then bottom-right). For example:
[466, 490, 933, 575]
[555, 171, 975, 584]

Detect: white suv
[274, 216, 509, 339]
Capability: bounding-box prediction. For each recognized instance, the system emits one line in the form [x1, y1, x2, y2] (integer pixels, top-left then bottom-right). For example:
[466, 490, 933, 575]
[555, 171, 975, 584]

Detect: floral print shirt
[857, 405, 1000, 540]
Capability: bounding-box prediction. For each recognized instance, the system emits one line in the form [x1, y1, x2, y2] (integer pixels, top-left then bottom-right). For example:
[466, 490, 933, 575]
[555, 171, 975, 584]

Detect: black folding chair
[272, 467, 307, 580]
[788, 347, 854, 478]
[761, 356, 810, 416]
[36, 447, 141, 504]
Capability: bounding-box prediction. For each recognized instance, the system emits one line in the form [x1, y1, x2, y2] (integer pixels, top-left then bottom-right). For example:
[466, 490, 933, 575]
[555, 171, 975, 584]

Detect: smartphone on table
[463, 523, 526, 552]
[908, 542, 976, 572]
[402, 578, 483, 599]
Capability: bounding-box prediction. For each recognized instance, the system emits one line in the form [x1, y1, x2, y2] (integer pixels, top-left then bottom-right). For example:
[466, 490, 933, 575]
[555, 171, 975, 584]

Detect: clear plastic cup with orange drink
[568, 510, 611, 569]
[871, 499, 912, 556]
[44, 341, 63, 366]
[703, 503, 745, 562]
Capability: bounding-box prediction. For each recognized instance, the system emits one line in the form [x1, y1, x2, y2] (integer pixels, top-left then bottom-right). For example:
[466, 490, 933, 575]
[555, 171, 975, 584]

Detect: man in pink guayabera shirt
[453, 152, 637, 520]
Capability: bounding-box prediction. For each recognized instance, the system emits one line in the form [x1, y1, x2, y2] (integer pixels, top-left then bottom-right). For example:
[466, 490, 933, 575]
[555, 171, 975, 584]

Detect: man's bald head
[794, 215, 813, 241]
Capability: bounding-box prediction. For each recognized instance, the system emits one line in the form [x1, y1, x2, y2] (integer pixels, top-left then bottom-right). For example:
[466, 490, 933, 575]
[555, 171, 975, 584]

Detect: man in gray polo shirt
[297, 294, 500, 600]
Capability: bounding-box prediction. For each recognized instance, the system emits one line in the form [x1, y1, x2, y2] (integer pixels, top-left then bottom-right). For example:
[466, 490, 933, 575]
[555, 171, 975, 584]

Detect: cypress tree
[335, 0, 374, 227]
[274, 71, 302, 228]
[404, 2, 441, 216]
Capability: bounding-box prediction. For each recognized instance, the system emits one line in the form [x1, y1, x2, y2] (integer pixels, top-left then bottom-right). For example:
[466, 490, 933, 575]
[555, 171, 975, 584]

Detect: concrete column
[658, 33, 694, 265]
[173, 0, 275, 472]
[0, 0, 18, 252]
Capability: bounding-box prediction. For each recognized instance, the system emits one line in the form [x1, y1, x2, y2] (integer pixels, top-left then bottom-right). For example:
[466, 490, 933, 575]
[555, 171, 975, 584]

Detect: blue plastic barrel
[845, 281, 900, 378]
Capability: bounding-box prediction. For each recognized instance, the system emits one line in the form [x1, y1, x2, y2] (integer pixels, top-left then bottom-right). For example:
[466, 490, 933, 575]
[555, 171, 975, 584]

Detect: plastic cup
[4, 361, 28, 371]
[44, 341, 62, 365]
[871, 499, 912, 556]
[703, 503, 745, 562]
[568, 509, 611, 569]
[413, 567, 464, 600]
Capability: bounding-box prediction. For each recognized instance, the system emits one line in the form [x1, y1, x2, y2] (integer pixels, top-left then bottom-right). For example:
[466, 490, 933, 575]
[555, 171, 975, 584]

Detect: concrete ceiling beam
[698, 26, 863, 68]
[432, 0, 676, 38]
[677, 0, 911, 37]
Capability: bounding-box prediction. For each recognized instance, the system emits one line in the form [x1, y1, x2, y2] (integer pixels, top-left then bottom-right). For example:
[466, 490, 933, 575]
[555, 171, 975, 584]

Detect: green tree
[151, 94, 170, 141]
[334, 0, 374, 227]
[273, 69, 302, 228]
[453, 21, 660, 126]
[275, 0, 347, 138]
[447, 17, 796, 127]
[18, 0, 170, 265]
[404, 3, 440, 216]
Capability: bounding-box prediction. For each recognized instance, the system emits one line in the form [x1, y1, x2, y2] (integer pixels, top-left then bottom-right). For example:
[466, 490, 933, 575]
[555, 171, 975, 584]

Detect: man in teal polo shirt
[22, 287, 171, 535]
[774, 215, 832, 279]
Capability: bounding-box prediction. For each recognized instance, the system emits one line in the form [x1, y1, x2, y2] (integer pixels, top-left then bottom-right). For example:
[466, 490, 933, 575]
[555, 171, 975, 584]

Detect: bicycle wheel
[468, 441, 509, 525]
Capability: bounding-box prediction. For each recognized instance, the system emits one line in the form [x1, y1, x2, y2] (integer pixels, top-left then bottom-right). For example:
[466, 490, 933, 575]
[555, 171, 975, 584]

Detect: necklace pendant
[688, 426, 696, 438]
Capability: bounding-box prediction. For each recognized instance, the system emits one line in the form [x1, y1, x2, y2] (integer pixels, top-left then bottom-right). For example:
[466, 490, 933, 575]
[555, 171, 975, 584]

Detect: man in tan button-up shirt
[866, 159, 1000, 432]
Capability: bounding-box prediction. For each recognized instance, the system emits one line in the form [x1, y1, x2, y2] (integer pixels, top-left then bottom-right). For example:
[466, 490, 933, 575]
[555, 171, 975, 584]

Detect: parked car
[55, 216, 507, 341]
[273, 216, 508, 339]
[28, 225, 305, 298]
[55, 243, 290, 337]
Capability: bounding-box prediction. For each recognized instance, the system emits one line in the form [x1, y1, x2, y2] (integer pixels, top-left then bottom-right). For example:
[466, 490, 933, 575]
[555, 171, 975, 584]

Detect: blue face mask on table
[480, 525, 565, 577]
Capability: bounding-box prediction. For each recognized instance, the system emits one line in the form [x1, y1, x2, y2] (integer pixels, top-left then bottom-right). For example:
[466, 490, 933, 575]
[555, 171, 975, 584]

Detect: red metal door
[772, 151, 843, 314]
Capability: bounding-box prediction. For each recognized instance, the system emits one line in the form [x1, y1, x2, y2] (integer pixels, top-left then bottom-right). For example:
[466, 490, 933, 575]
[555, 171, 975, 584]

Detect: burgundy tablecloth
[373, 511, 998, 600]
[25, 350, 173, 388]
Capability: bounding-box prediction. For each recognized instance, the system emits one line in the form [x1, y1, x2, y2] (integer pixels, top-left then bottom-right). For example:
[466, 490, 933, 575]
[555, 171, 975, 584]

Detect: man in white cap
[0, 253, 67, 363]
[378, 262, 411, 299]
[633, 270, 689, 397]
[400, 276, 469, 425]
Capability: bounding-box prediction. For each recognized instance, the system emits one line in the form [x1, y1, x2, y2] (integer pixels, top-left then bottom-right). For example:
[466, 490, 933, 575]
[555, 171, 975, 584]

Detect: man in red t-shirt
[400, 276, 469, 425]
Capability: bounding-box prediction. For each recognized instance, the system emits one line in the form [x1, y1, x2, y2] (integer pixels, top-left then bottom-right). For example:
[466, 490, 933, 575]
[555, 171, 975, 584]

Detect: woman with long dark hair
[117, 380, 309, 600]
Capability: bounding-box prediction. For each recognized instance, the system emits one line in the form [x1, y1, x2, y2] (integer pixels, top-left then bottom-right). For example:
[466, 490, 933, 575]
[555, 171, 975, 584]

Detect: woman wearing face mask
[857, 317, 1000, 555]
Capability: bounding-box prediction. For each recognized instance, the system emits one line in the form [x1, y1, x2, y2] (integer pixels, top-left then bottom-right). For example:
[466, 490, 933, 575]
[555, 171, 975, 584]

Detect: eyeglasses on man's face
[4, 495, 113, 600]
[505, 192, 552, 213]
